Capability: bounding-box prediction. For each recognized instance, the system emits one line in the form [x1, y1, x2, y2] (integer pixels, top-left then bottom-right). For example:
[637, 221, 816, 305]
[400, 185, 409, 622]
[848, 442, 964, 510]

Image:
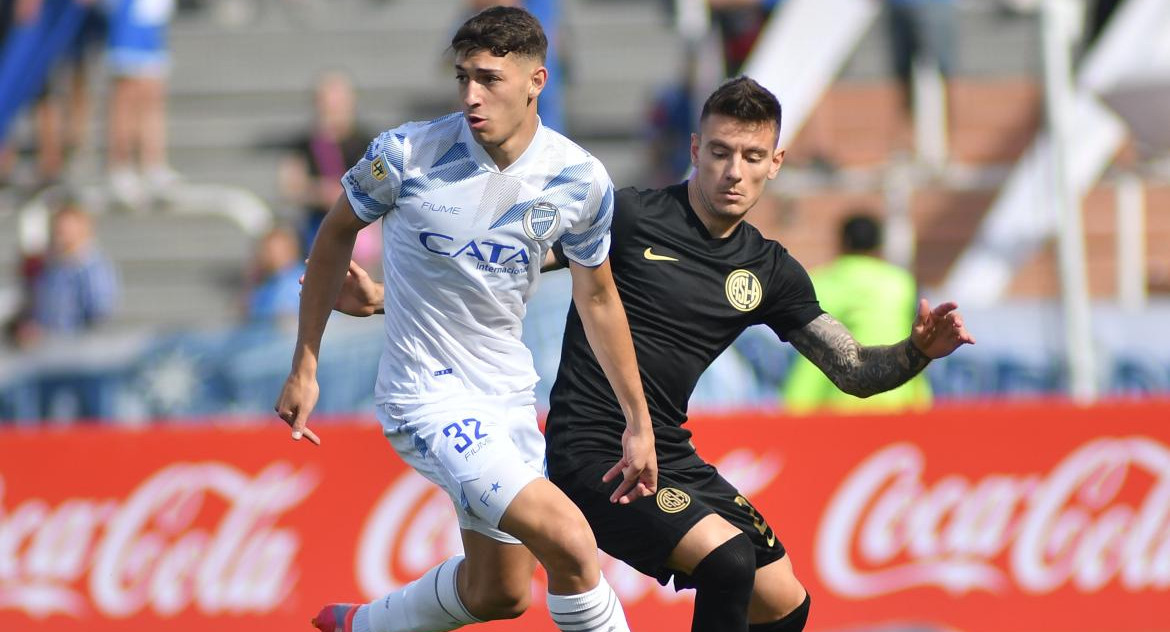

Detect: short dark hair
[841, 213, 882, 252]
[451, 6, 547, 62]
[700, 76, 782, 135]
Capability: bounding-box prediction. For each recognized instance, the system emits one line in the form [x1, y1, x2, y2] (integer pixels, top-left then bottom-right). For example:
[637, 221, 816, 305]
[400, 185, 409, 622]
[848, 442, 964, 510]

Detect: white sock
[546, 573, 629, 632]
[362, 556, 481, 632]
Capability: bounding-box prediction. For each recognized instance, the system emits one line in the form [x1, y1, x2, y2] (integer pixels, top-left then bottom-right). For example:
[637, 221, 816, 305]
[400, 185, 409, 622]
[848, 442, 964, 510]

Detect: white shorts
[377, 394, 545, 544]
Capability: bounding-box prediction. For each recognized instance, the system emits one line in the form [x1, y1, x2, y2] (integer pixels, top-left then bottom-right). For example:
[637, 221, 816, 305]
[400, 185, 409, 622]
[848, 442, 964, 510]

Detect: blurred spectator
[0, 0, 103, 188]
[782, 212, 931, 413]
[646, 49, 698, 186]
[0, 0, 26, 186]
[278, 71, 376, 259]
[1085, 0, 1125, 45]
[105, 0, 178, 208]
[885, 0, 957, 158]
[4, 197, 119, 348]
[243, 224, 304, 326]
[36, 0, 104, 185]
[709, 0, 782, 77]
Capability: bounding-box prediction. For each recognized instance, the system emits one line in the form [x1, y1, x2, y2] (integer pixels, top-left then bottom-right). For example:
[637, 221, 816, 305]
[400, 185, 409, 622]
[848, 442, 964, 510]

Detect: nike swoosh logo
[643, 247, 679, 262]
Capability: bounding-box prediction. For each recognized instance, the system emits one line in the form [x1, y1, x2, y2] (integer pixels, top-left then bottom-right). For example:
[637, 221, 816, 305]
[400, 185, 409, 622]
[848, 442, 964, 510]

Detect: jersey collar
[672, 181, 746, 244]
[460, 116, 548, 175]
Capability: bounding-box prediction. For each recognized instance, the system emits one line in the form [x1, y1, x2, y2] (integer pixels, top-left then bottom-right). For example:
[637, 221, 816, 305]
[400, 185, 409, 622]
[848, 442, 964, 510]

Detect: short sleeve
[556, 160, 614, 268]
[763, 252, 824, 341]
[342, 130, 405, 223]
[607, 187, 640, 251]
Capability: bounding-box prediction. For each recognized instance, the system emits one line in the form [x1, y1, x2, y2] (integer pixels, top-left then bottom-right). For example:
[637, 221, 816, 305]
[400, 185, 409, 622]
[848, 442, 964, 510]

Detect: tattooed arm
[788, 299, 975, 398]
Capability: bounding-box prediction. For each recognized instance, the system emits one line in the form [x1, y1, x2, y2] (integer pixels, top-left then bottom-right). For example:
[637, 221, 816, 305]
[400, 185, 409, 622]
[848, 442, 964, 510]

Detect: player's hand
[909, 299, 976, 359]
[301, 259, 382, 317]
[274, 372, 322, 446]
[603, 427, 658, 504]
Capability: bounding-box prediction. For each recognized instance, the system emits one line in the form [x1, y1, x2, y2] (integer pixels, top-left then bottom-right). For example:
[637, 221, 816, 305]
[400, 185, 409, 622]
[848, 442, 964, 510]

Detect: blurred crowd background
[1, 0, 1168, 425]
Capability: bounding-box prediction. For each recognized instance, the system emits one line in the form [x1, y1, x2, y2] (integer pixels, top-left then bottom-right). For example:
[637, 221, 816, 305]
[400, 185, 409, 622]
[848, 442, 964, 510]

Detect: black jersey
[545, 183, 823, 468]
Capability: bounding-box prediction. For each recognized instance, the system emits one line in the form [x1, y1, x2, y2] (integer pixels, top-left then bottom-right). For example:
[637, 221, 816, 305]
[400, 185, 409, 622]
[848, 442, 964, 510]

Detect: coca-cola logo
[816, 437, 1170, 597]
[356, 448, 782, 604]
[0, 462, 317, 619]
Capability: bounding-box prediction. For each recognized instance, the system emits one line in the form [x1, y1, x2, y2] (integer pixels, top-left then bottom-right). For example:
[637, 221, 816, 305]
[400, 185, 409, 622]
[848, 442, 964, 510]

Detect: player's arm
[541, 244, 566, 272]
[787, 299, 975, 398]
[303, 259, 385, 316]
[275, 194, 369, 444]
[569, 259, 657, 504]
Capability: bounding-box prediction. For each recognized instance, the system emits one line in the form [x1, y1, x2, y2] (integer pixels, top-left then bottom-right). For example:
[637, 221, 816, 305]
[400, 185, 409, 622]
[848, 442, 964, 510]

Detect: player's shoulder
[539, 126, 610, 182]
[383, 112, 463, 144]
[614, 183, 687, 217]
[736, 219, 799, 266]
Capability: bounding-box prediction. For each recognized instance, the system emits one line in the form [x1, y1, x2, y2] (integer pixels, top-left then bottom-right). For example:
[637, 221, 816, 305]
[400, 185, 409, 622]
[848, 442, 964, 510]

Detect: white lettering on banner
[0, 462, 317, 619]
[356, 451, 784, 603]
[817, 438, 1170, 598]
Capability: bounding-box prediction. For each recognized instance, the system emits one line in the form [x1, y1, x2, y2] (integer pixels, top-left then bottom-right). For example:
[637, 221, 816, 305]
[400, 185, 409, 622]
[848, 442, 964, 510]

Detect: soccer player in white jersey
[274, 7, 656, 632]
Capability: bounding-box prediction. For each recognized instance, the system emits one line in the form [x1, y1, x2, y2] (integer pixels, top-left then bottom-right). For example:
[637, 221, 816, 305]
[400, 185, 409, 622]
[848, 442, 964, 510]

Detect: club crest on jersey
[725, 269, 762, 312]
[371, 155, 388, 181]
[656, 488, 691, 514]
[522, 201, 560, 241]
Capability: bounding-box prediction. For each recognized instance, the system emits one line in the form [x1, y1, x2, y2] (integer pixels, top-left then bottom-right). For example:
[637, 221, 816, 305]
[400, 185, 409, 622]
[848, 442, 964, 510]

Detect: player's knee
[540, 514, 598, 579]
[692, 532, 756, 594]
[462, 582, 531, 621]
[749, 593, 811, 632]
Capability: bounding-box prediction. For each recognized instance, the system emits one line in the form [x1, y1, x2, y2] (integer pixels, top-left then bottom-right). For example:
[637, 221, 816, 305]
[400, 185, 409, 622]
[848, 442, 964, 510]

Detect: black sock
[748, 592, 811, 632]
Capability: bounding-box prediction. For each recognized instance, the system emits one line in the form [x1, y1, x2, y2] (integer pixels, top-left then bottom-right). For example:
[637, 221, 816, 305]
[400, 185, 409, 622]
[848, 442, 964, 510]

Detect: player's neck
[687, 179, 744, 239]
[483, 113, 540, 170]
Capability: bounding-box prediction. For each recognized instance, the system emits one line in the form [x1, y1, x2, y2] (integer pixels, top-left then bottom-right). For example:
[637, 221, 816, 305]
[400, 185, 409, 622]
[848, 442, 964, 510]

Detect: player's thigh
[497, 476, 598, 564]
[748, 554, 807, 624]
[666, 513, 745, 574]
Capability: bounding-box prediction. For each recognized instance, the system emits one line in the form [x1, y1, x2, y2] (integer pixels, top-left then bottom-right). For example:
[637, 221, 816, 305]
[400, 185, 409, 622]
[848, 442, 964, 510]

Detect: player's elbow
[828, 370, 881, 399]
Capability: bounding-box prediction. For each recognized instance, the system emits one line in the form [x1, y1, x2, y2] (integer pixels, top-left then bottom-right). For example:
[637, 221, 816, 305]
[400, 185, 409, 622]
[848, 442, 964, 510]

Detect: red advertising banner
[1, 400, 1168, 632]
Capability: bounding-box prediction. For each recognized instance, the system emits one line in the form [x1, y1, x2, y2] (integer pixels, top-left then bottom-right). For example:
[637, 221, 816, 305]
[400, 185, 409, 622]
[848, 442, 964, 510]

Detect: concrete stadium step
[118, 283, 243, 327]
[91, 212, 256, 327]
[94, 213, 254, 263]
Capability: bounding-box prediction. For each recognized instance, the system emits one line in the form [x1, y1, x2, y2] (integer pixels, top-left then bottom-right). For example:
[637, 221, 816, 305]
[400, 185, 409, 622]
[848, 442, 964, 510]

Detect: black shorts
[550, 456, 786, 590]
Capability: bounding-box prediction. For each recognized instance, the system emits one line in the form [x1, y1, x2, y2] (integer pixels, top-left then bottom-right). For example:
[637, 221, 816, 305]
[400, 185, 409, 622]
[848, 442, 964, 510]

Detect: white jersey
[343, 113, 614, 406]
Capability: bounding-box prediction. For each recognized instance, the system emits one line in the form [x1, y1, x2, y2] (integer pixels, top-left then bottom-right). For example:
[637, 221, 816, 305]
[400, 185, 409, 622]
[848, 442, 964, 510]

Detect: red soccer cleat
[311, 603, 360, 632]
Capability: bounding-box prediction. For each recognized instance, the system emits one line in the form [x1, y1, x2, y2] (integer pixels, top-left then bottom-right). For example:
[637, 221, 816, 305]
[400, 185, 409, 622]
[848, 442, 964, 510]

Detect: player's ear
[528, 64, 547, 100]
[690, 133, 701, 167]
[768, 148, 785, 179]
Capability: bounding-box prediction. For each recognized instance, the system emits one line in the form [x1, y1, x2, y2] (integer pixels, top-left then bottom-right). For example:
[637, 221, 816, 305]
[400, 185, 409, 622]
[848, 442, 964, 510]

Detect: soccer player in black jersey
[325, 76, 975, 632]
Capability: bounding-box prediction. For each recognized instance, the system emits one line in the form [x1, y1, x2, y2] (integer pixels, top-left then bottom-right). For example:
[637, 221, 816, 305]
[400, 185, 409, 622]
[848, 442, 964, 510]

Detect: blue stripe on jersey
[589, 184, 614, 228]
[432, 142, 470, 168]
[563, 231, 607, 262]
[559, 217, 609, 249]
[399, 160, 480, 198]
[385, 133, 406, 173]
[490, 180, 592, 230]
[351, 187, 393, 217]
[542, 162, 593, 191]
